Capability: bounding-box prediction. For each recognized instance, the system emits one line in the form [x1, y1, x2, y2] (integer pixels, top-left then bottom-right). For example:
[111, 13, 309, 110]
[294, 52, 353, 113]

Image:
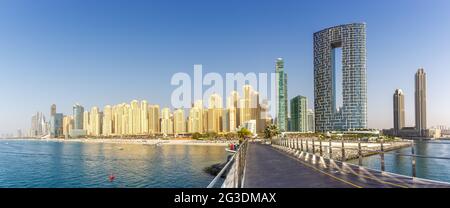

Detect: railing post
[329, 139, 332, 159]
[319, 139, 323, 156]
[296, 138, 299, 150]
[341, 137, 345, 161]
[411, 140, 416, 178]
[358, 138, 362, 166]
[312, 138, 315, 155]
[300, 139, 304, 152]
[380, 139, 385, 172]
[306, 139, 309, 153]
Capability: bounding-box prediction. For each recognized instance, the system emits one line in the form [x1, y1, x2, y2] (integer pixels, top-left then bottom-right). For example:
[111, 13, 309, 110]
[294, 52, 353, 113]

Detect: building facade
[290, 96, 308, 132]
[393, 89, 405, 131]
[73, 103, 84, 130]
[314, 23, 367, 132]
[275, 58, 288, 132]
[415, 68, 427, 135]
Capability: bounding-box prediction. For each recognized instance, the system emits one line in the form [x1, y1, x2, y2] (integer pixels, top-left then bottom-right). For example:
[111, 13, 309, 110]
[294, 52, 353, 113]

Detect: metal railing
[207, 139, 249, 188]
[272, 137, 450, 178]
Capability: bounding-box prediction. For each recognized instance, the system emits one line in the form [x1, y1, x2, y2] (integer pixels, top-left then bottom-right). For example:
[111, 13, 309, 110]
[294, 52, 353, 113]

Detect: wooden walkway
[243, 142, 450, 188]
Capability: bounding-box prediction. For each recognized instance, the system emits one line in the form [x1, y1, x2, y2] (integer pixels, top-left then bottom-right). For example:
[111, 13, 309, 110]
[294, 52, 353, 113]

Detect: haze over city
[1, 0, 450, 134]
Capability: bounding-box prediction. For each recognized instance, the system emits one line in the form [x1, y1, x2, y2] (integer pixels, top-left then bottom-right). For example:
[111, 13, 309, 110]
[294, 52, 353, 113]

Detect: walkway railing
[271, 137, 450, 178]
[207, 139, 249, 188]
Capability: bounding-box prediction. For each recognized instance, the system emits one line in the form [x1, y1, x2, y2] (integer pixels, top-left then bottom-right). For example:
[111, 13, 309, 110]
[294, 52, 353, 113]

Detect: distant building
[50, 113, 63, 138]
[415, 68, 427, 135]
[307, 109, 315, 132]
[73, 103, 84, 130]
[240, 120, 257, 136]
[385, 68, 436, 139]
[290, 96, 308, 132]
[314, 23, 367, 132]
[173, 108, 186, 134]
[275, 58, 288, 132]
[393, 89, 405, 131]
[31, 112, 46, 137]
[50, 104, 56, 117]
[161, 108, 173, 135]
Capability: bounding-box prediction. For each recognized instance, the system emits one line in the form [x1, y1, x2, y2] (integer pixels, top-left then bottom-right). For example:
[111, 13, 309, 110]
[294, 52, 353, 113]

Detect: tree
[237, 128, 252, 143]
[192, 132, 202, 140]
[264, 124, 280, 139]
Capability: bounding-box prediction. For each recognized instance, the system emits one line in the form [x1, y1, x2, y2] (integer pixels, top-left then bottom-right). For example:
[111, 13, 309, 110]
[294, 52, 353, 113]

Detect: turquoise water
[348, 140, 450, 183]
[0, 139, 228, 188]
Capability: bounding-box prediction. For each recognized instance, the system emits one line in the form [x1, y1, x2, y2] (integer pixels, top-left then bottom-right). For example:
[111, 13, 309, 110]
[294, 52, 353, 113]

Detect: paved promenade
[243, 142, 450, 188]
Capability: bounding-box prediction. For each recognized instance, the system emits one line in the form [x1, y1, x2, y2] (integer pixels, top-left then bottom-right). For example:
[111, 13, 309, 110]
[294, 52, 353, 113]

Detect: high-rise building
[72, 103, 84, 130]
[51, 104, 56, 117]
[290, 96, 308, 132]
[83, 111, 90, 132]
[173, 108, 186, 134]
[307, 109, 315, 132]
[393, 89, 405, 131]
[89, 106, 102, 136]
[207, 93, 223, 133]
[141, 100, 149, 134]
[275, 58, 288, 132]
[62, 115, 74, 137]
[227, 91, 240, 130]
[50, 113, 63, 138]
[415, 68, 427, 134]
[161, 108, 173, 135]
[148, 105, 160, 134]
[314, 23, 367, 132]
[188, 100, 203, 133]
[31, 112, 46, 137]
[102, 105, 113, 136]
[130, 100, 141, 135]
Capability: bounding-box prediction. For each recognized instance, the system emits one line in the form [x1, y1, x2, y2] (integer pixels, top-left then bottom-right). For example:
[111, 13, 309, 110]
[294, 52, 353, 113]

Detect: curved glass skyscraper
[314, 23, 367, 132]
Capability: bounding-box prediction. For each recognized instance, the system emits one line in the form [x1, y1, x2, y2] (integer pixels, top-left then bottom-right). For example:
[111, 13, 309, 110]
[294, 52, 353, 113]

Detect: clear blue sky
[1, 0, 450, 134]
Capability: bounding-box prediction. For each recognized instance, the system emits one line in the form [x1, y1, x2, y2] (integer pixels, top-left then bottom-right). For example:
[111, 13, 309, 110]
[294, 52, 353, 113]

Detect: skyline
[2, 0, 450, 134]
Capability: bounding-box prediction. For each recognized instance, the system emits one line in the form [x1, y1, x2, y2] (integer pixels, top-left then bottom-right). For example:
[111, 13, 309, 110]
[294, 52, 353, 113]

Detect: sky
[0, 0, 450, 134]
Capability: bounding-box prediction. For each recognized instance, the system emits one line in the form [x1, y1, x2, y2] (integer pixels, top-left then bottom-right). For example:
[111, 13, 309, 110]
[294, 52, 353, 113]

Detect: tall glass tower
[415, 68, 427, 134]
[314, 23, 367, 132]
[276, 58, 288, 132]
[73, 103, 84, 130]
[290, 95, 307, 132]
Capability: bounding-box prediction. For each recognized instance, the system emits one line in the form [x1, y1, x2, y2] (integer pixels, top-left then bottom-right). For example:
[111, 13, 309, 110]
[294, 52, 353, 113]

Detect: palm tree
[237, 128, 252, 143]
[264, 124, 280, 140]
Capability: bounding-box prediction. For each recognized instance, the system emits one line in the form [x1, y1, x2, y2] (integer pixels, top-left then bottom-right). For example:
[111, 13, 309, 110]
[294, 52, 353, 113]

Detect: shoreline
[0, 137, 235, 146]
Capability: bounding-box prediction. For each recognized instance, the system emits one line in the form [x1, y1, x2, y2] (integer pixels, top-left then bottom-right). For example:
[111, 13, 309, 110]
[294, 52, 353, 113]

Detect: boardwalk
[243, 142, 450, 188]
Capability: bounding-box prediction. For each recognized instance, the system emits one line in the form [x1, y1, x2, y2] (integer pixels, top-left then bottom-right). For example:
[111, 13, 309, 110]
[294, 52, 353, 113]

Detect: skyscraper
[72, 103, 84, 130]
[102, 105, 113, 136]
[148, 105, 161, 134]
[393, 89, 405, 131]
[208, 93, 223, 133]
[314, 23, 367, 132]
[89, 106, 102, 136]
[51, 104, 56, 117]
[62, 115, 73, 137]
[415, 68, 427, 134]
[307, 109, 315, 132]
[50, 113, 63, 138]
[161, 107, 173, 135]
[290, 96, 308, 132]
[130, 100, 141, 135]
[141, 100, 149, 134]
[173, 108, 186, 134]
[31, 112, 46, 137]
[188, 100, 203, 133]
[275, 58, 288, 132]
